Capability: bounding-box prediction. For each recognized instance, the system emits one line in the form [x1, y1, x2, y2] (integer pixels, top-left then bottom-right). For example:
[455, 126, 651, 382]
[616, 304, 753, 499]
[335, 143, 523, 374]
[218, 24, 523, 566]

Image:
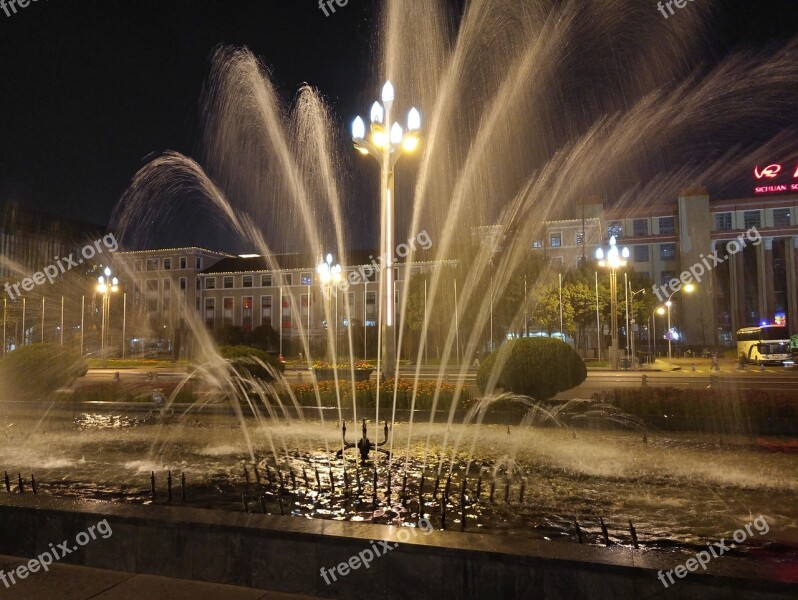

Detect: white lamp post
[317, 254, 342, 359]
[352, 82, 421, 376]
[596, 236, 629, 370]
[663, 283, 696, 360]
[97, 267, 119, 361]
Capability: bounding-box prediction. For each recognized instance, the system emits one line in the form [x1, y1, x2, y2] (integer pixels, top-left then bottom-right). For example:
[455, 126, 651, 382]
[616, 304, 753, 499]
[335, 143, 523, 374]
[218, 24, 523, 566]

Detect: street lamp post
[317, 253, 343, 360]
[596, 236, 630, 370]
[663, 283, 696, 360]
[352, 82, 421, 377]
[628, 286, 646, 365]
[96, 267, 119, 361]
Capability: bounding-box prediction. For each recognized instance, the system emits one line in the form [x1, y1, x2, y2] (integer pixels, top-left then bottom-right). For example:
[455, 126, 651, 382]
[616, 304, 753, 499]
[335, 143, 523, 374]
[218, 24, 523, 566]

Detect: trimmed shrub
[219, 345, 285, 382]
[0, 343, 88, 400]
[477, 338, 587, 400]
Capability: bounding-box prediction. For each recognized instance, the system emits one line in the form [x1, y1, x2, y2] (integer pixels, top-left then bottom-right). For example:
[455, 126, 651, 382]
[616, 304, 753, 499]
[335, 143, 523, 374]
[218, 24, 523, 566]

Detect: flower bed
[285, 378, 471, 411]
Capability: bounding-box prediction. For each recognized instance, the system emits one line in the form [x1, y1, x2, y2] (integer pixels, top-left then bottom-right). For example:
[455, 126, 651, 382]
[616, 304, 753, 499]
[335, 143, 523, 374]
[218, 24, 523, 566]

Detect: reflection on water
[1, 408, 797, 554]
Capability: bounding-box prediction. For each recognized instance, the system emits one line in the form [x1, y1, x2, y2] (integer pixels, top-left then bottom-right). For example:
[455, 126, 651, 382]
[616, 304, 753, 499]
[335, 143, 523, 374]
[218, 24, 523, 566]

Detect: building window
[575, 231, 585, 246]
[146, 279, 158, 312]
[223, 298, 234, 327]
[634, 245, 650, 262]
[300, 293, 310, 322]
[659, 217, 675, 235]
[532, 240, 543, 249]
[195, 257, 202, 270]
[660, 243, 676, 260]
[261, 274, 272, 287]
[163, 279, 171, 295]
[223, 276, 234, 289]
[242, 275, 253, 288]
[743, 210, 761, 230]
[261, 295, 273, 326]
[134, 260, 142, 272]
[163, 258, 172, 270]
[365, 291, 376, 325]
[549, 233, 562, 248]
[179, 257, 187, 269]
[715, 212, 732, 231]
[608, 222, 623, 238]
[204, 298, 215, 328]
[633, 219, 648, 236]
[205, 277, 216, 289]
[282, 274, 293, 286]
[282, 296, 291, 329]
[300, 272, 312, 285]
[242, 297, 253, 332]
[660, 270, 676, 286]
[773, 208, 791, 228]
[146, 259, 159, 271]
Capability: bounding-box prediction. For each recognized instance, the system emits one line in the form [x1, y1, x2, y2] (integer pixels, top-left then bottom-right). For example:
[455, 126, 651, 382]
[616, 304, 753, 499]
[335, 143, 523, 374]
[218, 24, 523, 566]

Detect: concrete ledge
[0, 494, 796, 599]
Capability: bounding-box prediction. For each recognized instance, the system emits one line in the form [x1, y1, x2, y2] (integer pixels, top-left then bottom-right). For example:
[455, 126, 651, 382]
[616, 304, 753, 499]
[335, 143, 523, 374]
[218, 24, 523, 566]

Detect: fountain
[2, 0, 798, 597]
[336, 419, 391, 463]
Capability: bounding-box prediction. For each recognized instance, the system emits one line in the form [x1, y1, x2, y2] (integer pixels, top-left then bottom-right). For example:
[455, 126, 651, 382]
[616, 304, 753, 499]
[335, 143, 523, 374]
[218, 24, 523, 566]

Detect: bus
[736, 326, 792, 365]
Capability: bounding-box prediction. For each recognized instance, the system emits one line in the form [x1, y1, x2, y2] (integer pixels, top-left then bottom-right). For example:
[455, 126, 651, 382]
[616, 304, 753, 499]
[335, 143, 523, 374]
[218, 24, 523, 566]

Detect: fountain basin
[0, 493, 795, 600]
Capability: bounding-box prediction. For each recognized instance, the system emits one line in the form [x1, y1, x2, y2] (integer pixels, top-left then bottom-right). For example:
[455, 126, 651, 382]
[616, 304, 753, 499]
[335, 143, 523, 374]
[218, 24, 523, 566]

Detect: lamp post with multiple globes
[595, 236, 629, 370]
[96, 267, 119, 361]
[352, 82, 420, 376]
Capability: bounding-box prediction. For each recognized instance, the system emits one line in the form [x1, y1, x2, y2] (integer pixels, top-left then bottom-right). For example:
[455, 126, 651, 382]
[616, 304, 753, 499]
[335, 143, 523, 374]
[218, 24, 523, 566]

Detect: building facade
[527, 190, 798, 348]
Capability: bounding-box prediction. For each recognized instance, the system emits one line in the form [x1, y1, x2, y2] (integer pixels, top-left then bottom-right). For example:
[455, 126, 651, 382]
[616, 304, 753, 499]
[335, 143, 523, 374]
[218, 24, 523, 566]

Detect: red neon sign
[753, 162, 798, 194]
[754, 164, 783, 179]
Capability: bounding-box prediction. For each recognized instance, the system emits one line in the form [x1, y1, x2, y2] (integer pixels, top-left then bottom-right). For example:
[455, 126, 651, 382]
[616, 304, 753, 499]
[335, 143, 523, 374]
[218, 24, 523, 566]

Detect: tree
[476, 338, 587, 400]
[0, 343, 88, 400]
[531, 284, 575, 335]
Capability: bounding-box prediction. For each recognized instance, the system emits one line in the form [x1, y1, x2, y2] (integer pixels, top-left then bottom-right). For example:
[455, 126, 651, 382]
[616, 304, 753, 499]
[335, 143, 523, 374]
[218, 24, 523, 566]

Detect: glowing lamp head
[381, 81, 395, 104]
[656, 307, 666, 315]
[402, 134, 419, 152]
[595, 248, 604, 261]
[665, 300, 672, 308]
[326, 253, 333, 265]
[621, 247, 630, 260]
[407, 107, 421, 131]
[352, 116, 366, 140]
[684, 283, 696, 293]
[370, 102, 384, 124]
[104, 267, 111, 277]
[372, 128, 387, 149]
[390, 122, 403, 145]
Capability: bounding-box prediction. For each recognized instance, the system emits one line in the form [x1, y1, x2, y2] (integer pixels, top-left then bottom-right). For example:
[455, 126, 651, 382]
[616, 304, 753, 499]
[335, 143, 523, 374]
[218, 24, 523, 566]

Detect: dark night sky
[0, 0, 796, 230]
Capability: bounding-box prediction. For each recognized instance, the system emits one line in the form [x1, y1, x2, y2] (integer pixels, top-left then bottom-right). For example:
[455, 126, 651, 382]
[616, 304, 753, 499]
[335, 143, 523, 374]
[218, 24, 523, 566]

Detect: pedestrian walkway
[0, 554, 327, 600]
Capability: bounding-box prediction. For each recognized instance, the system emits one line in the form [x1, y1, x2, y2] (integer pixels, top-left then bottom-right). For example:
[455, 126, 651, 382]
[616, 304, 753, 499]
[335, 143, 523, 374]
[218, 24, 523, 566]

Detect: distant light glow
[238, 254, 260, 258]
